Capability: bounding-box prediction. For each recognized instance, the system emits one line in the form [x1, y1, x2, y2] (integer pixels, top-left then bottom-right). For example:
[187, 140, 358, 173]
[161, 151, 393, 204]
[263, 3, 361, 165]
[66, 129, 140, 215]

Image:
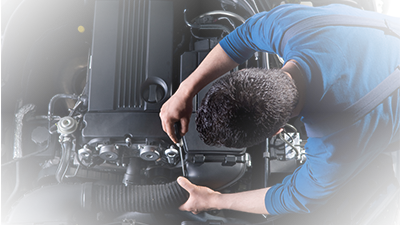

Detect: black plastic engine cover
[83, 0, 173, 138]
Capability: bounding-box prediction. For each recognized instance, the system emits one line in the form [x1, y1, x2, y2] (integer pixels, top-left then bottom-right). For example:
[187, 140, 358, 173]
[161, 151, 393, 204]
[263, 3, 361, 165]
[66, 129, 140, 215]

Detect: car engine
[3, 0, 385, 224]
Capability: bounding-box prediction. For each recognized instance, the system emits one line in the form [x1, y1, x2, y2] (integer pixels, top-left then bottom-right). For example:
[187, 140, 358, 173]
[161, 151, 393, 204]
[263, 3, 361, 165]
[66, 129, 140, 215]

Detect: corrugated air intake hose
[7, 181, 189, 223]
[82, 181, 189, 213]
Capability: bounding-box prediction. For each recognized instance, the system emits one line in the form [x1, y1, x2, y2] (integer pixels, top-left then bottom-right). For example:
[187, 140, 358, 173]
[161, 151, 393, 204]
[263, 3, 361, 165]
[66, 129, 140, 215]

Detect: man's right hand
[159, 44, 239, 144]
[159, 87, 193, 144]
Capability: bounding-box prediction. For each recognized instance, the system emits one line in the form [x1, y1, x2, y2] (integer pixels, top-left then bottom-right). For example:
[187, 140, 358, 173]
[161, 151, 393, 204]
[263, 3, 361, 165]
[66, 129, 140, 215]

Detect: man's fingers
[177, 176, 190, 189]
[177, 177, 209, 214]
[159, 112, 180, 144]
[179, 205, 184, 211]
[165, 123, 178, 144]
[177, 176, 195, 192]
[177, 177, 194, 212]
[159, 106, 178, 143]
[180, 118, 189, 136]
[160, 118, 167, 137]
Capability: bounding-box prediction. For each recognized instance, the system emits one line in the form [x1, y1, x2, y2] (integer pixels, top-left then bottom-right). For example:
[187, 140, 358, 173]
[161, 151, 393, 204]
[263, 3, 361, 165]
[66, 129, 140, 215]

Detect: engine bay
[1, 0, 340, 224]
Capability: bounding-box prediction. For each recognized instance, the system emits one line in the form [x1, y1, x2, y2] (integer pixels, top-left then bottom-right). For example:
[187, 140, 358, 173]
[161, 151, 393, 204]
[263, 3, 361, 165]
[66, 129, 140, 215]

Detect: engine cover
[83, 0, 173, 139]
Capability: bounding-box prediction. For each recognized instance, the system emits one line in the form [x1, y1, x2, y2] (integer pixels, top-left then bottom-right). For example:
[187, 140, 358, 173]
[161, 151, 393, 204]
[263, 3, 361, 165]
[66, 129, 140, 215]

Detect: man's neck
[281, 59, 306, 117]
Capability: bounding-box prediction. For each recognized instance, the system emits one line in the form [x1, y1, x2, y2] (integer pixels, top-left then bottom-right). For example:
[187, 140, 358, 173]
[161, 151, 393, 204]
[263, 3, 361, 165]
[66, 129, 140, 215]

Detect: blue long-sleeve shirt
[219, 4, 400, 215]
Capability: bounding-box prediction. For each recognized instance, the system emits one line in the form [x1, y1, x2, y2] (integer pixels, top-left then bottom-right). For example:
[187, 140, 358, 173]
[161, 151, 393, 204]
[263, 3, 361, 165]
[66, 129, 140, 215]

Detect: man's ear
[273, 128, 284, 136]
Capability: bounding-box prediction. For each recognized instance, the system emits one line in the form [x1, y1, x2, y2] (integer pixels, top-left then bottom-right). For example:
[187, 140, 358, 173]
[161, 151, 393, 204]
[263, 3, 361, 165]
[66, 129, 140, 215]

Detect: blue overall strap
[305, 66, 400, 138]
[280, 14, 400, 52]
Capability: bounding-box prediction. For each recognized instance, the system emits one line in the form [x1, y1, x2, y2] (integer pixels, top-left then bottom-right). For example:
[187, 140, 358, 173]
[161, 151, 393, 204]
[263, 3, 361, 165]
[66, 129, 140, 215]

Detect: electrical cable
[1, 140, 51, 167]
[5, 161, 20, 205]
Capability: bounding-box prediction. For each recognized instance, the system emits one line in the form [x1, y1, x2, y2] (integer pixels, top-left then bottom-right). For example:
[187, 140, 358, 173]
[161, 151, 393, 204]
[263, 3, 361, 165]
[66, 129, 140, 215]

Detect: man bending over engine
[159, 3, 400, 223]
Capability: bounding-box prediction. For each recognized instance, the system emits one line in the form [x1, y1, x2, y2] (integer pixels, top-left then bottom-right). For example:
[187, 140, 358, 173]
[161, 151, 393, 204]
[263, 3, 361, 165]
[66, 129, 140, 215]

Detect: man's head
[196, 68, 299, 148]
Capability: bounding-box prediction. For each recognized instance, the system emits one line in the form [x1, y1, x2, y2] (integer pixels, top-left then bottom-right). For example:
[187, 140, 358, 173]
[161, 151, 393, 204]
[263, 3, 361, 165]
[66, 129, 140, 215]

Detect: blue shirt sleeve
[219, 4, 318, 64]
[219, 11, 281, 64]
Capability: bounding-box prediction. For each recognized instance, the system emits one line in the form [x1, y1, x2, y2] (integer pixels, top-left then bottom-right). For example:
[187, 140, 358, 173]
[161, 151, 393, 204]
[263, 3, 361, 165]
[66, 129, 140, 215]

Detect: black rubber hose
[91, 181, 189, 213]
[48, 93, 78, 120]
[7, 182, 189, 222]
[55, 140, 73, 183]
[122, 157, 142, 186]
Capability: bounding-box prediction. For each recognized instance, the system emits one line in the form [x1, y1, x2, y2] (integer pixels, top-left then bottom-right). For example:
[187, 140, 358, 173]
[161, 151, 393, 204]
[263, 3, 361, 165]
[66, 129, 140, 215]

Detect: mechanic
[159, 2, 400, 221]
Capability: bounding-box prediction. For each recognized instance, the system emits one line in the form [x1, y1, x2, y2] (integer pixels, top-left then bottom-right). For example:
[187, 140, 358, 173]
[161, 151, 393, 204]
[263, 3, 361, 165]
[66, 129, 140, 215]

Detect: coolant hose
[82, 181, 189, 213]
[7, 181, 189, 223]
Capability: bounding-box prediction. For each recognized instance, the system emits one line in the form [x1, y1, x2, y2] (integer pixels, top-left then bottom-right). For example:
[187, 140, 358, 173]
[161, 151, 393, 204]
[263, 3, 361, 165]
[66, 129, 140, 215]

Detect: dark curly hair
[196, 68, 299, 148]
